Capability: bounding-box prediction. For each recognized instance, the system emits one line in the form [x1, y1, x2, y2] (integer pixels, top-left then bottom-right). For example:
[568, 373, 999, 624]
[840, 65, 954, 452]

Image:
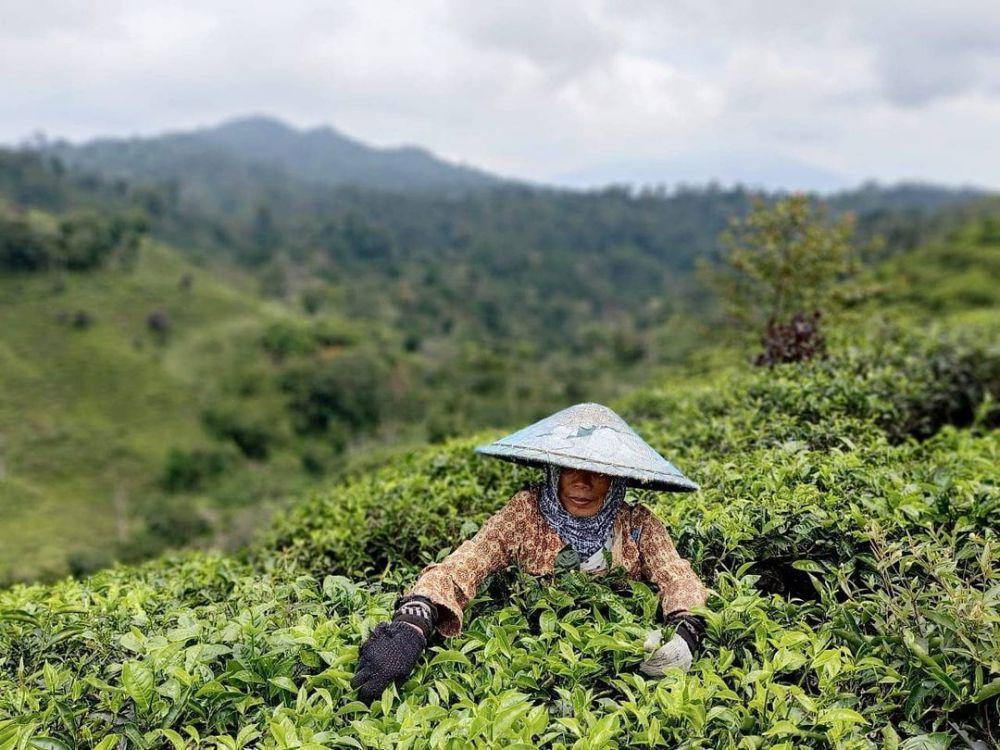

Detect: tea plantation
[1, 311, 996, 749]
[3, 102, 999, 748]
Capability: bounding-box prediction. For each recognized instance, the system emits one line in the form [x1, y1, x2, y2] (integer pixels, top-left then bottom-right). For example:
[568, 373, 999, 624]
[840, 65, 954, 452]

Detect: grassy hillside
[872, 214, 1000, 319]
[0, 236, 301, 581]
[0, 216, 996, 746]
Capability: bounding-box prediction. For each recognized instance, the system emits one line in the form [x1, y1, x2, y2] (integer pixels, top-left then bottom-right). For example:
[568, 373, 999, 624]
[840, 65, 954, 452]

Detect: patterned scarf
[537, 464, 627, 558]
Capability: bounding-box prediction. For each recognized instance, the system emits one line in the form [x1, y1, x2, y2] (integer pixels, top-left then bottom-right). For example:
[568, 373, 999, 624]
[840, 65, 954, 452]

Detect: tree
[53, 211, 145, 271]
[0, 213, 50, 271]
[700, 195, 858, 364]
[280, 351, 387, 435]
[248, 204, 280, 265]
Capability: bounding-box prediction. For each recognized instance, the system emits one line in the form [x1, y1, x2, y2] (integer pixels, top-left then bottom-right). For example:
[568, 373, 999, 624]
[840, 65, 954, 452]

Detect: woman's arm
[351, 491, 530, 702]
[404, 490, 530, 635]
[633, 505, 708, 674]
[634, 504, 708, 619]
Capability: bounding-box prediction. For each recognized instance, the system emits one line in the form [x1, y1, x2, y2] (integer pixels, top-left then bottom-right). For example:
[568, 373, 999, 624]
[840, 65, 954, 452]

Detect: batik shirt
[407, 485, 708, 636]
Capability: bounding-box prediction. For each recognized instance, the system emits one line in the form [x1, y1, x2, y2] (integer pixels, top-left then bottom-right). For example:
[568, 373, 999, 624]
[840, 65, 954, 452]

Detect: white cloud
[446, 0, 619, 77]
[0, 0, 998, 188]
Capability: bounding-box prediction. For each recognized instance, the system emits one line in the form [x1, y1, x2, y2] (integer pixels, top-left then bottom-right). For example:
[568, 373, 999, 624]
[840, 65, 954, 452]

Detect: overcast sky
[2, 0, 998, 190]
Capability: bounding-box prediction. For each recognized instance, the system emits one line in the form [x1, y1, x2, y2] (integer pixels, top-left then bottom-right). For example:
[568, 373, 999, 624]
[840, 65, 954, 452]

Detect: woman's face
[558, 468, 612, 517]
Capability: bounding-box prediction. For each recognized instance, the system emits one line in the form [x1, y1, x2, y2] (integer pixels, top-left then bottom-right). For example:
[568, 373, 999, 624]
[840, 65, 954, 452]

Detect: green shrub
[266, 325, 998, 581]
[161, 447, 236, 492]
[0, 209, 146, 274]
[280, 352, 388, 435]
[143, 501, 213, 549]
[260, 319, 358, 363]
[0, 213, 51, 271]
[260, 320, 319, 362]
[53, 211, 145, 271]
[202, 405, 278, 460]
[1, 548, 995, 747]
[1, 325, 996, 747]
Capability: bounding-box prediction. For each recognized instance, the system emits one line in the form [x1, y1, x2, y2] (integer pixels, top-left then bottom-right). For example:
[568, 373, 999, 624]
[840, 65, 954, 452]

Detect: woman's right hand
[351, 621, 427, 703]
[639, 629, 693, 675]
[638, 612, 706, 676]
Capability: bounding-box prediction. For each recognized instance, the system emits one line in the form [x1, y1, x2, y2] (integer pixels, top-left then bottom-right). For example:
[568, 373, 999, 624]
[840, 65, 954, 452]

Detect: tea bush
[1, 323, 997, 748]
[265, 324, 997, 579]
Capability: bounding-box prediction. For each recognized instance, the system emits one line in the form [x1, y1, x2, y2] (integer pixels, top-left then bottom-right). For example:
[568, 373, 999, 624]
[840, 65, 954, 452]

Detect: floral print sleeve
[634, 504, 708, 618]
[407, 491, 531, 636]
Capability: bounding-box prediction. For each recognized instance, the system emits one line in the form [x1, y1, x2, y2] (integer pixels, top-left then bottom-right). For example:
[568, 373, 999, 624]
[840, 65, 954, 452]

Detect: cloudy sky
[2, 0, 998, 190]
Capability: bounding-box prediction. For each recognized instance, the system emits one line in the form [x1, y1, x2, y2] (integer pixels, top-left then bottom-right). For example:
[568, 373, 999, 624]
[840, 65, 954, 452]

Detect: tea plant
[1, 322, 996, 748]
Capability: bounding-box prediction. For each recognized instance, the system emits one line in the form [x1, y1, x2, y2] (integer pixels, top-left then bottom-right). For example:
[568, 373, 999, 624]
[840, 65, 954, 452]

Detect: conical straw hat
[475, 402, 698, 492]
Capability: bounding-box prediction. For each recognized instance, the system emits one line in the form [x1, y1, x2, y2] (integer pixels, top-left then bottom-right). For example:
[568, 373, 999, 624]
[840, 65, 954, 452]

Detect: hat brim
[475, 443, 699, 492]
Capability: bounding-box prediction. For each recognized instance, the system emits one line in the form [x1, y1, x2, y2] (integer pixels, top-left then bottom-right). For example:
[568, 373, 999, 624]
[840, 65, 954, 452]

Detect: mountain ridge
[41, 114, 993, 209]
[46, 114, 506, 194]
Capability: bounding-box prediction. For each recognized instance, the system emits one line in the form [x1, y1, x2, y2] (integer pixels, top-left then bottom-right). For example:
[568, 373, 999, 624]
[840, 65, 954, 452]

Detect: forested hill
[45, 115, 504, 195]
[8, 141, 986, 355]
[40, 115, 981, 223]
[1, 145, 994, 583]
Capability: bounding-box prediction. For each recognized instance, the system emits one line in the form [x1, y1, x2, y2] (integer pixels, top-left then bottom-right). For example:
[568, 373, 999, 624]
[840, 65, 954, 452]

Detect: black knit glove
[351, 621, 426, 703]
[351, 596, 438, 703]
[392, 595, 438, 641]
[665, 611, 706, 655]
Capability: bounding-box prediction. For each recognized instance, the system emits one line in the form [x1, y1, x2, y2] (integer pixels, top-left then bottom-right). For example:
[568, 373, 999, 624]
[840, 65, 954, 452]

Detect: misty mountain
[46, 115, 504, 196]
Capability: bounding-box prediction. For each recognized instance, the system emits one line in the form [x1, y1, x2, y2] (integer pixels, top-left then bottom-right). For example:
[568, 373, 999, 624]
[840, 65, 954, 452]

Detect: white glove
[639, 629, 693, 676]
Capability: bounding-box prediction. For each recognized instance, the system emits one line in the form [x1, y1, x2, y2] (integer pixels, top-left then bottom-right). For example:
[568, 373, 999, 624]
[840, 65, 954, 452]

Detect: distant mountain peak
[208, 114, 298, 135]
[50, 114, 505, 193]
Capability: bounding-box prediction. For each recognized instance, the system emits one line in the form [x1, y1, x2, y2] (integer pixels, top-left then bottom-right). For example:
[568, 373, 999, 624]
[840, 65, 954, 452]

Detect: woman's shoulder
[504, 483, 541, 513]
[617, 502, 669, 549]
[623, 501, 665, 527]
[479, 484, 543, 537]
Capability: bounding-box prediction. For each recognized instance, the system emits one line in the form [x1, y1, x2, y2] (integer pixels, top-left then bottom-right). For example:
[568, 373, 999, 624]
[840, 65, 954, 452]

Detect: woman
[351, 402, 708, 703]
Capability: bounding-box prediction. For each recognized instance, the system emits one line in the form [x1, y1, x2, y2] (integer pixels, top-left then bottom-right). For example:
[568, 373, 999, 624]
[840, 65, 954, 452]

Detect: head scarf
[537, 464, 627, 558]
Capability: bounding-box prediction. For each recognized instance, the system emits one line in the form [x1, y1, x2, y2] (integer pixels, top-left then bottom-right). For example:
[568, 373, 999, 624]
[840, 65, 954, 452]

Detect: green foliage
[0, 127, 996, 746]
[280, 352, 389, 436]
[0, 208, 145, 273]
[6, 144, 972, 364]
[54, 211, 145, 272]
[142, 500, 213, 550]
[873, 216, 1000, 316]
[1, 320, 997, 746]
[264, 435, 535, 577]
[266, 325, 998, 575]
[331, 213, 395, 263]
[260, 320, 356, 364]
[160, 447, 236, 493]
[202, 403, 280, 460]
[0, 213, 50, 271]
[0, 145, 990, 581]
[0, 237, 298, 581]
[701, 195, 860, 339]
